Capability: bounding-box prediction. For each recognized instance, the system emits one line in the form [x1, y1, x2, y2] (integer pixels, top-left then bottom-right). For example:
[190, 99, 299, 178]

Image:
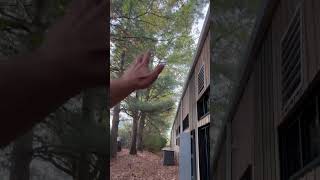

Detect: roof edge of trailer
[211, 0, 279, 167]
[171, 8, 210, 130]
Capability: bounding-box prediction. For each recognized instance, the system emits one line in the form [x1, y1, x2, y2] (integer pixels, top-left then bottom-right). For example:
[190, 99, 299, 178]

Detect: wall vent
[281, 7, 302, 111]
[198, 65, 205, 94]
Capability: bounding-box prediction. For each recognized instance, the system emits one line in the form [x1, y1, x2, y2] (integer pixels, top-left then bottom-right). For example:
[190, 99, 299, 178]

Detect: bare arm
[0, 0, 108, 146]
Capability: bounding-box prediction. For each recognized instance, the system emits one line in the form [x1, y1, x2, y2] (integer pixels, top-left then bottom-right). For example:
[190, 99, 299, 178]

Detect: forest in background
[110, 0, 209, 157]
[0, 0, 108, 179]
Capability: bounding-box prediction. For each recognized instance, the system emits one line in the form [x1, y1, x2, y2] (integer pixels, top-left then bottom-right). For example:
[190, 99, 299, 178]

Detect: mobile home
[212, 0, 320, 180]
[170, 11, 210, 180]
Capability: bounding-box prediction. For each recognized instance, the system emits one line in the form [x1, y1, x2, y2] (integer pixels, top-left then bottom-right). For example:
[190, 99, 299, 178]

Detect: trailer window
[183, 115, 189, 131]
[279, 97, 320, 180]
[176, 137, 180, 146]
[176, 125, 180, 136]
[197, 87, 210, 120]
[240, 165, 252, 180]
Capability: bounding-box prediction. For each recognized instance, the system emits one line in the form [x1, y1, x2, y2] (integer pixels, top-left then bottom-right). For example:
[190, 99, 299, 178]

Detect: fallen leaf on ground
[111, 149, 178, 180]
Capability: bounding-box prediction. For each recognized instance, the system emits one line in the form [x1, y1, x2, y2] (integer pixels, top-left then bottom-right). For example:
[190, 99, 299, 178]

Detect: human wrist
[119, 76, 136, 93]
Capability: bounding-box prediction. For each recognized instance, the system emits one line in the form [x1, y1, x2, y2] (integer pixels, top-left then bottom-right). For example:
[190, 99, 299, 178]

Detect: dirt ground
[110, 149, 178, 180]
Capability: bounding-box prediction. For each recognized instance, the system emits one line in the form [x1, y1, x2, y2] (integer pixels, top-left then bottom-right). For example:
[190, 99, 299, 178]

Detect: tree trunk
[75, 90, 94, 179]
[130, 93, 139, 155]
[110, 51, 125, 157]
[9, 131, 33, 180]
[129, 112, 139, 155]
[110, 103, 120, 157]
[137, 113, 146, 151]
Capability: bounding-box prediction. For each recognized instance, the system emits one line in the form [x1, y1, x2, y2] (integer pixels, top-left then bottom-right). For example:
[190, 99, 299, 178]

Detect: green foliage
[118, 121, 132, 148]
[143, 132, 167, 152]
[111, 0, 209, 153]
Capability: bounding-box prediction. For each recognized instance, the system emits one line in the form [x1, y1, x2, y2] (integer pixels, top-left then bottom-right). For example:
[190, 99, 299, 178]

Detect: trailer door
[179, 132, 192, 180]
[198, 124, 210, 180]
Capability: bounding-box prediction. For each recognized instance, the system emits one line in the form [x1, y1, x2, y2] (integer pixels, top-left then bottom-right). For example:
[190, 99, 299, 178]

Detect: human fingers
[136, 54, 144, 64]
[144, 64, 164, 83]
[142, 51, 151, 65]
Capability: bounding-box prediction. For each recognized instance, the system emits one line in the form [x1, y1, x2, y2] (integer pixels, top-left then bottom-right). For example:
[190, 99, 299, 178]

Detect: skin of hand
[110, 51, 164, 107]
[0, 0, 108, 146]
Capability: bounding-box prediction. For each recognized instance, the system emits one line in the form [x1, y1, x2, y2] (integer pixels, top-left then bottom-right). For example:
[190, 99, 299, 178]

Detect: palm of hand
[122, 52, 164, 90]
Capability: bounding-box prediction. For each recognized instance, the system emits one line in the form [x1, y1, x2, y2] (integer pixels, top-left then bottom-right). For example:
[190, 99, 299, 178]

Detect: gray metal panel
[179, 132, 192, 180]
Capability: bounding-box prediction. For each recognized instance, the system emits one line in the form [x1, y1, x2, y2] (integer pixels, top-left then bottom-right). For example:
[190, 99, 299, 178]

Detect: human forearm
[110, 78, 135, 107]
[0, 0, 108, 146]
[0, 52, 83, 146]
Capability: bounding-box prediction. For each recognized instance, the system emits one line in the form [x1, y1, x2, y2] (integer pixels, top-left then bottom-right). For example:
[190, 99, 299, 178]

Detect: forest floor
[110, 149, 178, 180]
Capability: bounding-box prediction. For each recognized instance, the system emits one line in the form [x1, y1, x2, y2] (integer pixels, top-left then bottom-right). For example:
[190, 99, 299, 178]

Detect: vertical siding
[215, 0, 320, 180]
[214, 140, 226, 180]
[231, 74, 255, 180]
[253, 60, 260, 180]
[252, 28, 278, 180]
[204, 33, 210, 89]
[252, 24, 279, 180]
[303, 0, 318, 84]
[272, 3, 282, 179]
[182, 86, 190, 122]
[189, 74, 196, 131]
[196, 31, 210, 100]
[315, 0, 320, 71]
[316, 167, 320, 179]
[253, 0, 320, 179]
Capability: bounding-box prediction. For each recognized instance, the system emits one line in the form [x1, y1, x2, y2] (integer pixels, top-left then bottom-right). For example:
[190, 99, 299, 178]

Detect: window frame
[278, 95, 320, 180]
[183, 115, 189, 131]
[197, 87, 210, 120]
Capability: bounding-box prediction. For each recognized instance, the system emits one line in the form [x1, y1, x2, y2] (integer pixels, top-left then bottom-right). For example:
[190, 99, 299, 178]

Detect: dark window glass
[240, 165, 252, 180]
[301, 100, 320, 166]
[198, 124, 210, 180]
[279, 98, 320, 180]
[176, 137, 180, 146]
[279, 118, 302, 180]
[176, 125, 180, 136]
[197, 87, 210, 120]
[183, 115, 189, 130]
[191, 130, 197, 179]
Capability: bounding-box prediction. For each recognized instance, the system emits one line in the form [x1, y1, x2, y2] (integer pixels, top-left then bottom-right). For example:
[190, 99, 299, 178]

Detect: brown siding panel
[189, 74, 196, 130]
[316, 167, 320, 179]
[182, 86, 189, 120]
[314, 0, 320, 71]
[224, 0, 320, 180]
[272, 4, 282, 180]
[204, 34, 210, 89]
[231, 74, 255, 180]
[304, 0, 318, 84]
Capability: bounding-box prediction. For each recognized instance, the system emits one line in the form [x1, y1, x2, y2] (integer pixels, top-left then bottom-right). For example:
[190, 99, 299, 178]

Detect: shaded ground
[111, 149, 178, 180]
